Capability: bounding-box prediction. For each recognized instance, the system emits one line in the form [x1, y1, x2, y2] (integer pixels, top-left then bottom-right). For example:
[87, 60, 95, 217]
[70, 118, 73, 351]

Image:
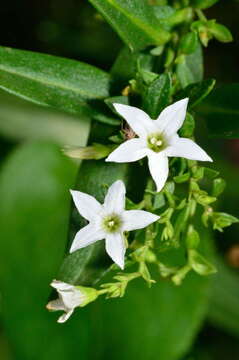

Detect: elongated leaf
[0, 90, 90, 146]
[88, 0, 170, 51]
[0, 46, 118, 125]
[177, 44, 203, 88]
[0, 142, 93, 359]
[196, 83, 239, 138]
[143, 73, 172, 118]
[175, 79, 215, 109]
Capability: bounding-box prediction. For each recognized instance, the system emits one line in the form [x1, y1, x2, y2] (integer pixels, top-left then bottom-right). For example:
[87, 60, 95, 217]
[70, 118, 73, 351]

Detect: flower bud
[186, 225, 200, 249]
[64, 143, 115, 160]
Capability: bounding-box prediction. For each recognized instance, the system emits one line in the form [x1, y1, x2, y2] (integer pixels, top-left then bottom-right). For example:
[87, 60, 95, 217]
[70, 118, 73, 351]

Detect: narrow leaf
[143, 73, 172, 118]
[88, 0, 170, 51]
[0, 46, 118, 125]
[177, 43, 203, 88]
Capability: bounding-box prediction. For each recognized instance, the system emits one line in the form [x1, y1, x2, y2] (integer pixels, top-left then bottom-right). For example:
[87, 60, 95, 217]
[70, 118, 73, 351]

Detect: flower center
[147, 133, 166, 153]
[102, 214, 122, 233]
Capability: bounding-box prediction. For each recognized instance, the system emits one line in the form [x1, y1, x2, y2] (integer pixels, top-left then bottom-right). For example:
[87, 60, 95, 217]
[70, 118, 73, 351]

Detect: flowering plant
[0, 0, 239, 359]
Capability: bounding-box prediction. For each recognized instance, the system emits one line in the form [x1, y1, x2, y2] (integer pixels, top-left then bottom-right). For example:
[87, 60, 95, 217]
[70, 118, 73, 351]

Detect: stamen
[102, 214, 122, 233]
[147, 133, 166, 153]
[150, 137, 157, 145]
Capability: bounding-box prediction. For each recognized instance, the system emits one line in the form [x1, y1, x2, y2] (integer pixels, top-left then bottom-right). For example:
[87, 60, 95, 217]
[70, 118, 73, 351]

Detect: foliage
[0, 0, 238, 360]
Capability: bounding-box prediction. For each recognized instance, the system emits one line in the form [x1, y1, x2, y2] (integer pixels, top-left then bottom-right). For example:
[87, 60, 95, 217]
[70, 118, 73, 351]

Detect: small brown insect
[122, 124, 136, 140]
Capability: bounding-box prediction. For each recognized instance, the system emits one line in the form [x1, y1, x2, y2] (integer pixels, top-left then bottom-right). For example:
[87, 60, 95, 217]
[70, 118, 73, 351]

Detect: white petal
[156, 98, 188, 137]
[122, 210, 159, 231]
[60, 288, 85, 309]
[57, 309, 74, 323]
[70, 190, 102, 222]
[113, 103, 157, 137]
[105, 233, 126, 269]
[148, 153, 169, 192]
[166, 137, 213, 162]
[47, 299, 65, 311]
[69, 224, 105, 253]
[103, 180, 126, 214]
[106, 138, 147, 163]
[51, 280, 74, 292]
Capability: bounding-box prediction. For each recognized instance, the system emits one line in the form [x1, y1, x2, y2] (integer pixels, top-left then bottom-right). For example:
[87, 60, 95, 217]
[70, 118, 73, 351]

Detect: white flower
[106, 99, 212, 192]
[69, 180, 159, 269]
[46, 280, 86, 323]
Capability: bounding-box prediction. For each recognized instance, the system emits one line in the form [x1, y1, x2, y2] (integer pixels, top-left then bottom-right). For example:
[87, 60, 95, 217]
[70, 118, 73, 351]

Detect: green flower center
[102, 214, 122, 233]
[147, 133, 166, 153]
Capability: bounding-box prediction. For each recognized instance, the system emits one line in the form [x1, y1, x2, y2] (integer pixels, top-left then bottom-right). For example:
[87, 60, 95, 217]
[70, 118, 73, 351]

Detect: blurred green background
[0, 1, 239, 359]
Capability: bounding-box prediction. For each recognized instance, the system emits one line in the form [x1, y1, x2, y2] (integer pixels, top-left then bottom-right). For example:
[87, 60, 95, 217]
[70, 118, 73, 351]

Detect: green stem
[195, 9, 207, 22]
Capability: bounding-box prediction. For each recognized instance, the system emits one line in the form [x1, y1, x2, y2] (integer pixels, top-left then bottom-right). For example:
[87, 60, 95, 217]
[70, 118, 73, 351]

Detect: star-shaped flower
[69, 180, 159, 269]
[106, 99, 212, 192]
[46, 280, 91, 323]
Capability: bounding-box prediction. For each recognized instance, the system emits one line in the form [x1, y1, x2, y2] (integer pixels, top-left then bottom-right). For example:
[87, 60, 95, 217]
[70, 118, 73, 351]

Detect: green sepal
[76, 286, 99, 307]
[212, 212, 239, 232]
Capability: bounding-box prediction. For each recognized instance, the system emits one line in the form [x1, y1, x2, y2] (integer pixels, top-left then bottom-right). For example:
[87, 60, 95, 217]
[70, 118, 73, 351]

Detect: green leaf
[0, 90, 90, 146]
[142, 73, 172, 118]
[105, 95, 129, 114]
[192, 0, 219, 9]
[179, 113, 195, 138]
[88, 0, 170, 51]
[208, 22, 233, 43]
[111, 47, 141, 84]
[208, 257, 239, 337]
[153, 6, 193, 29]
[0, 142, 93, 359]
[174, 172, 190, 183]
[179, 31, 199, 55]
[0, 46, 118, 125]
[176, 43, 203, 88]
[175, 79, 216, 108]
[196, 84, 239, 138]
